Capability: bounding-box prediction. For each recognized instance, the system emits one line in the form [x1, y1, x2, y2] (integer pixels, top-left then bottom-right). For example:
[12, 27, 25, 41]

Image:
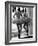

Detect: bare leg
[17, 24, 22, 39]
[23, 23, 28, 36]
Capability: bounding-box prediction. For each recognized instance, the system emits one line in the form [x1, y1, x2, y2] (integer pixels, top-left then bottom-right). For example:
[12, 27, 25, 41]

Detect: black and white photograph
[5, 1, 37, 44]
[11, 6, 33, 39]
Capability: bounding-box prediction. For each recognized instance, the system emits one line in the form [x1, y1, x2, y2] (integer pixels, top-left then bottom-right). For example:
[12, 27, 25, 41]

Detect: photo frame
[5, 1, 37, 45]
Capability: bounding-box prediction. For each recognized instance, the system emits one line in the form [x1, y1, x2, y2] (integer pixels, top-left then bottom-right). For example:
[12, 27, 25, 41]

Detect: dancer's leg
[23, 23, 28, 36]
[17, 24, 20, 38]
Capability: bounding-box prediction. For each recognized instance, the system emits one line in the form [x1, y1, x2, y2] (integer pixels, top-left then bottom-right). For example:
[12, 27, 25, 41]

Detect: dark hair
[22, 8, 24, 12]
[25, 8, 26, 12]
[13, 6, 16, 12]
[18, 7, 20, 12]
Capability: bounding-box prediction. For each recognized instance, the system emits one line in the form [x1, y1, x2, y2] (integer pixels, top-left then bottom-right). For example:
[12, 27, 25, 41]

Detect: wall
[0, 0, 38, 46]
